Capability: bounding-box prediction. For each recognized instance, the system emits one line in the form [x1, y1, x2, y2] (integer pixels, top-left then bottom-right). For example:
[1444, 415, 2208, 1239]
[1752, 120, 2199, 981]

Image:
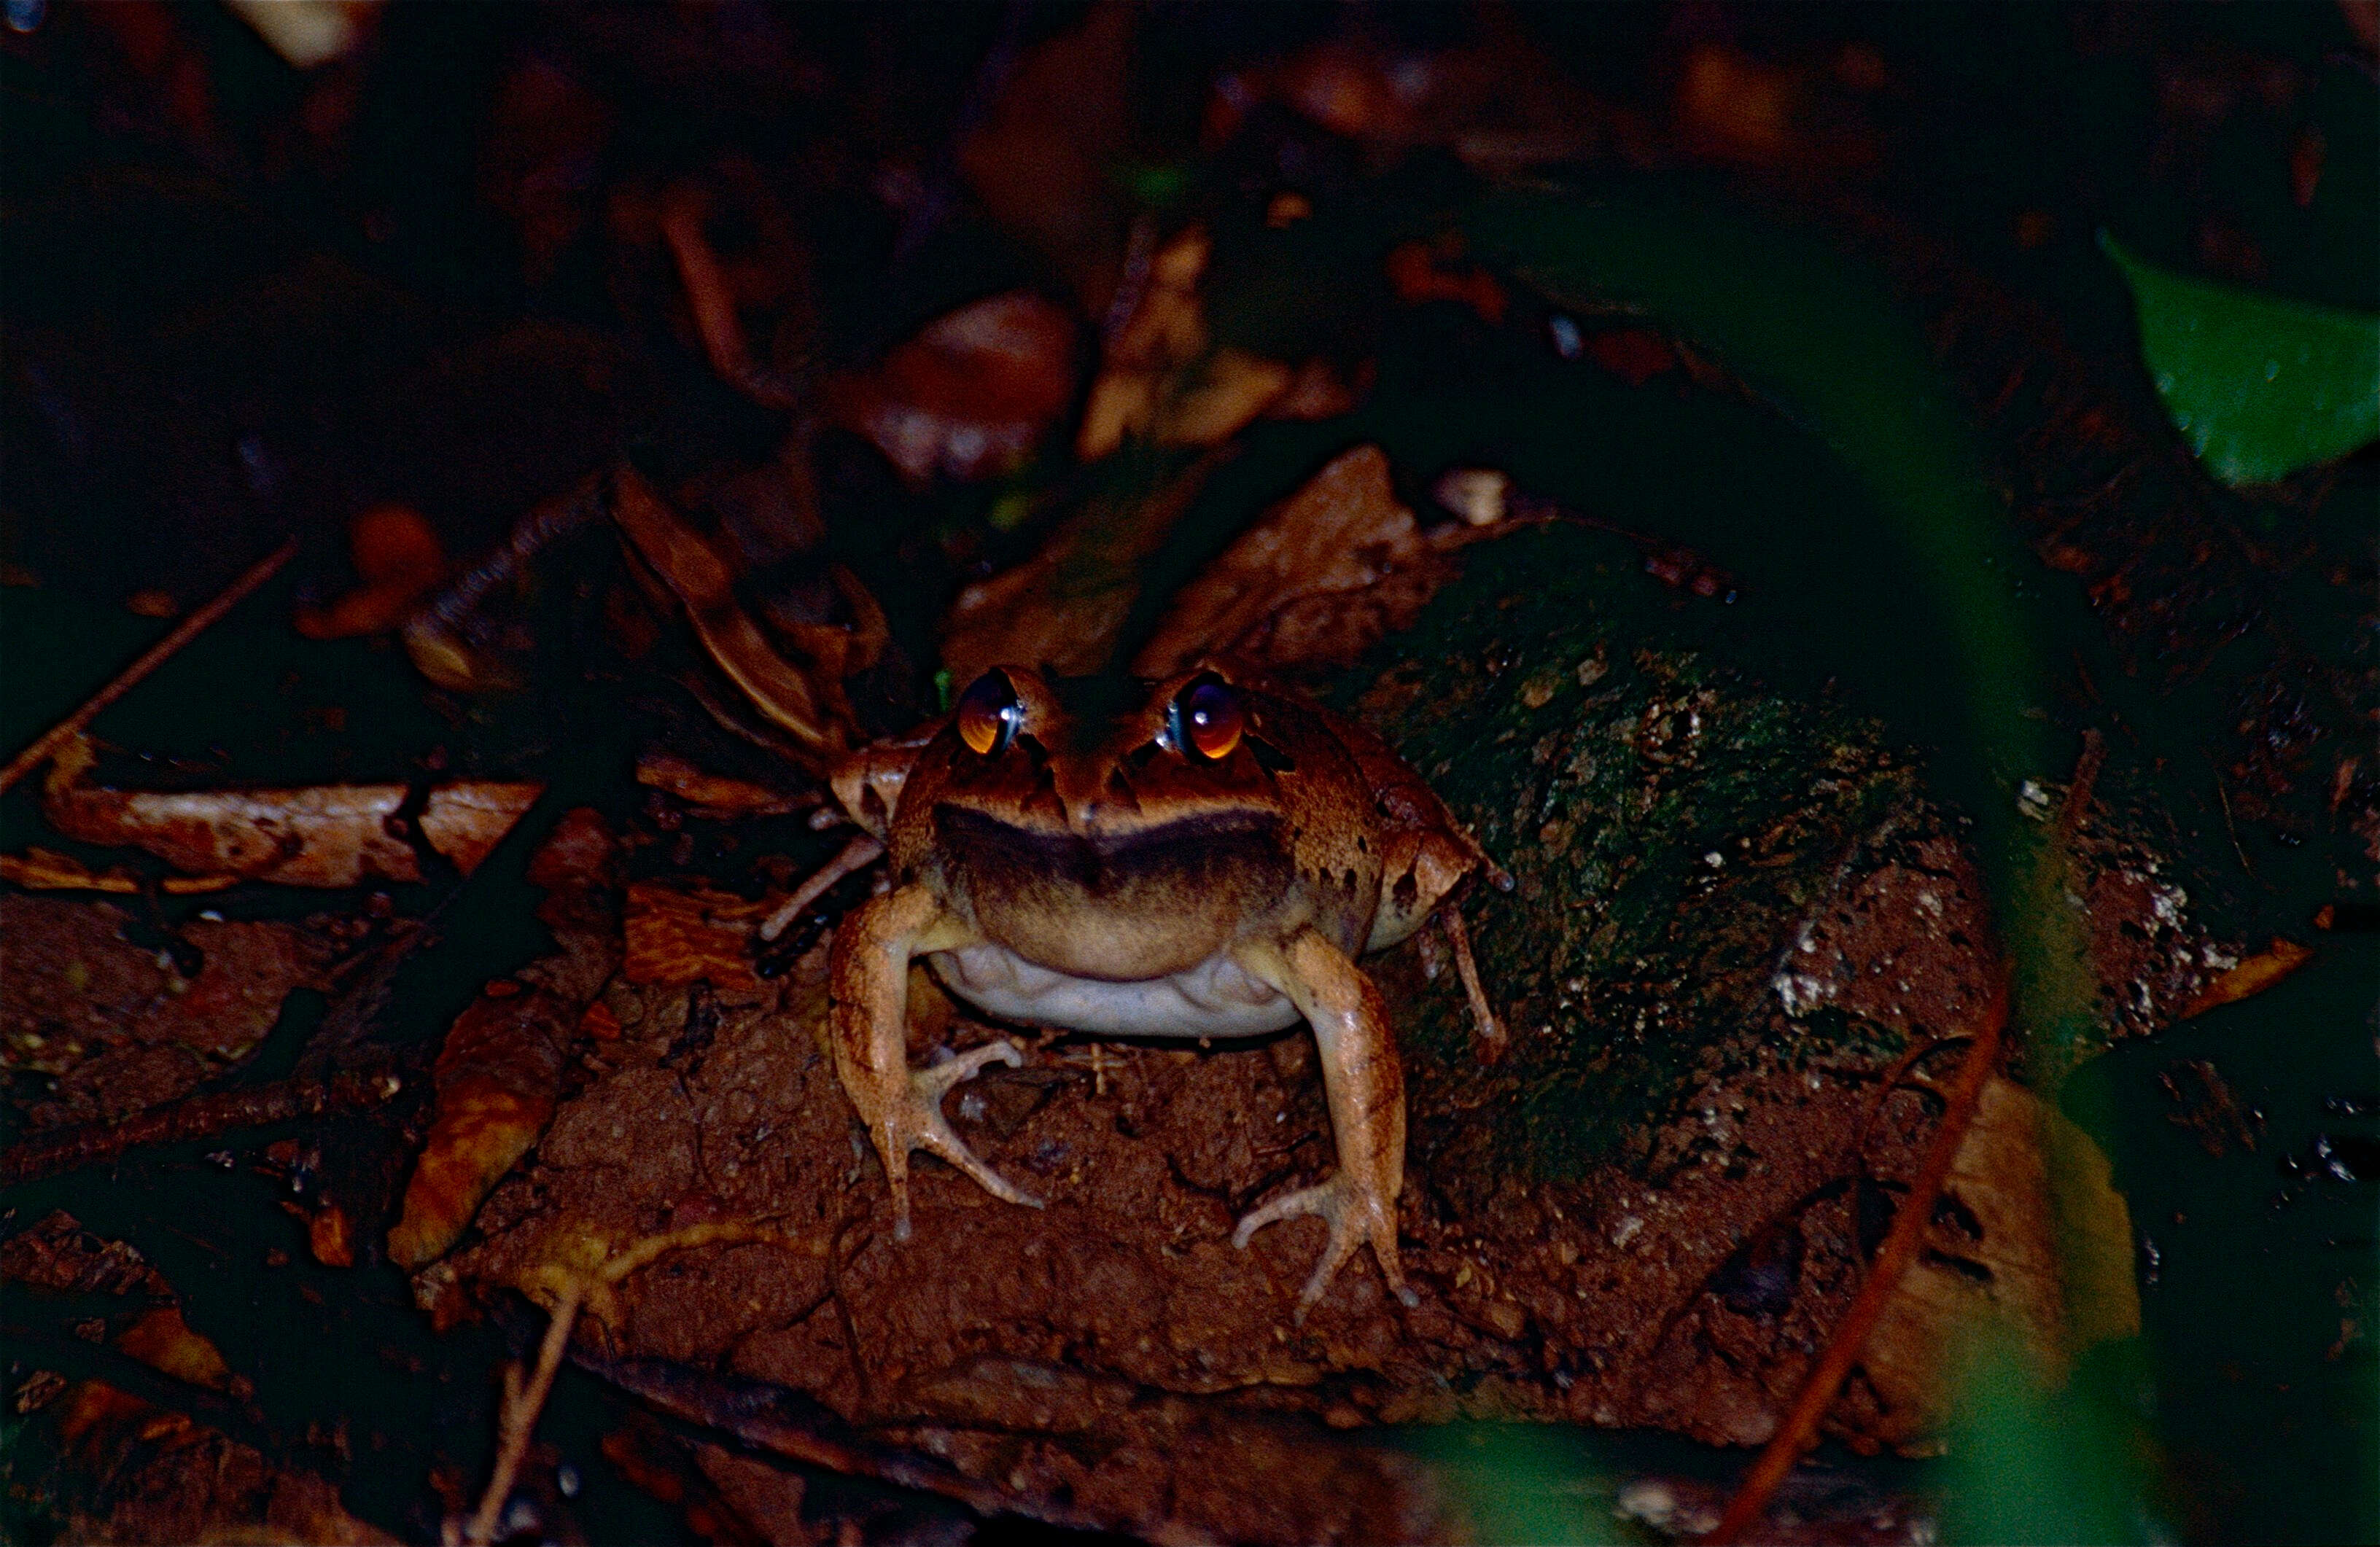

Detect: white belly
[928, 943, 1301, 1039]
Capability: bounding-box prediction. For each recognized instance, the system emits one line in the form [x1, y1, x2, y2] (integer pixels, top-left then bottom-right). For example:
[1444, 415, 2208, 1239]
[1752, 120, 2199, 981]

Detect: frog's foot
[1233, 1170, 1416, 1319]
[879, 1040, 1041, 1240]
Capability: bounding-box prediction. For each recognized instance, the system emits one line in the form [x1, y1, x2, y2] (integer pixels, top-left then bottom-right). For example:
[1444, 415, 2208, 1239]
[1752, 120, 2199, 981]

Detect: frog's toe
[1233, 1173, 1412, 1319]
[903, 1045, 1041, 1212]
[917, 1038, 1024, 1099]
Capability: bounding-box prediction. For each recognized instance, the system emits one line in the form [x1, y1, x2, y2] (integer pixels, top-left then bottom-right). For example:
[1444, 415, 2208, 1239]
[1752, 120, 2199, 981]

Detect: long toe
[917, 1039, 1024, 1099]
[1232, 1181, 1326, 1249]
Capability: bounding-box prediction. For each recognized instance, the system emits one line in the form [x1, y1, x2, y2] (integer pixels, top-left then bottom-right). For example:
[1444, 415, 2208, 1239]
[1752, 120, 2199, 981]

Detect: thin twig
[758, 833, 884, 940]
[462, 1222, 801, 1546]
[1, 537, 297, 795]
[0, 1063, 405, 1188]
[1706, 979, 2007, 1544]
[463, 1276, 587, 1547]
[1709, 730, 2107, 1542]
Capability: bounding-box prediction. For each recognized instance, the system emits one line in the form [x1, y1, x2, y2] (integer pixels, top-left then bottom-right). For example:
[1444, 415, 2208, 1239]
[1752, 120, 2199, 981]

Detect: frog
[804, 663, 1506, 1314]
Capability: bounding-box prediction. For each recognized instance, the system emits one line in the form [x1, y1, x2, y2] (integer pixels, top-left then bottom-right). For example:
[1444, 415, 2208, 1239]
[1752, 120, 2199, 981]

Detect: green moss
[1345, 525, 1923, 1184]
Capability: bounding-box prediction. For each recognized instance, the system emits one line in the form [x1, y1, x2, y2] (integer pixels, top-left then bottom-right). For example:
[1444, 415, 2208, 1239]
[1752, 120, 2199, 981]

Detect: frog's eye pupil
[1171, 677, 1244, 762]
[956, 671, 1022, 757]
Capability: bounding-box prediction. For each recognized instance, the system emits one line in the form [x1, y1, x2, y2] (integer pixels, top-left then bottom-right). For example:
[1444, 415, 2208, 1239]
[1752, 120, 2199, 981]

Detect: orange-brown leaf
[2182, 938, 2314, 1018]
[386, 989, 573, 1269]
[622, 881, 768, 994]
[634, 752, 810, 818]
[828, 292, 1078, 484]
[42, 779, 541, 886]
[293, 504, 450, 640]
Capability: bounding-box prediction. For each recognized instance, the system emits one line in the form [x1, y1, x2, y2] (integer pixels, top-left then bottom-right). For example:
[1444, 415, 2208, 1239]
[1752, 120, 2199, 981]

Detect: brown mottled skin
[822, 665, 1492, 1313]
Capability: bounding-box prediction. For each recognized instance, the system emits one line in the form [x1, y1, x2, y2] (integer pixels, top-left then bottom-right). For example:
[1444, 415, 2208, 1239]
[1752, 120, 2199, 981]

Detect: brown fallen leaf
[634, 752, 814, 819]
[307, 1204, 356, 1269]
[386, 985, 575, 1269]
[939, 451, 1221, 683]
[1842, 1075, 2139, 1453]
[621, 880, 770, 994]
[828, 292, 1078, 485]
[42, 773, 542, 888]
[2179, 938, 2314, 1018]
[957, 1, 1135, 315]
[1385, 239, 1508, 324]
[1131, 443, 1483, 680]
[0, 845, 239, 894]
[294, 503, 451, 640]
[612, 465, 864, 768]
[1077, 227, 1321, 460]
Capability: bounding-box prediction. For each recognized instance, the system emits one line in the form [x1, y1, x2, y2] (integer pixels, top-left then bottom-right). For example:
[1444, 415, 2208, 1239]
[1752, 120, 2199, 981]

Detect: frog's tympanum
[819, 665, 1500, 1312]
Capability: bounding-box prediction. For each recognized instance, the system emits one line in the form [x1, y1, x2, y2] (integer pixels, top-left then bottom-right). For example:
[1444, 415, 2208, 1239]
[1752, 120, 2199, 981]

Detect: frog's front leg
[1230, 927, 1416, 1317]
[828, 882, 1039, 1239]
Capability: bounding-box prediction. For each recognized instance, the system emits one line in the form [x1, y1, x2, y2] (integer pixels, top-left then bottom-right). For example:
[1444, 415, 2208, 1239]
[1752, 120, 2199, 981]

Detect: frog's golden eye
[1169, 675, 1243, 763]
[956, 670, 1023, 757]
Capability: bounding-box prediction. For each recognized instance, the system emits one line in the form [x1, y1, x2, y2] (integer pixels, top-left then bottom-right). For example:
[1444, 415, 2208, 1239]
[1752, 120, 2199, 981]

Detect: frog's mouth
[932, 803, 1292, 978]
[933, 804, 1287, 898]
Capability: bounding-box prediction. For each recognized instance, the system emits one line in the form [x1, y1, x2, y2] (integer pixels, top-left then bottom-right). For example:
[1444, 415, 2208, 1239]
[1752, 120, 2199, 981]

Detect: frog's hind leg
[828, 883, 1040, 1239]
[1231, 927, 1416, 1318]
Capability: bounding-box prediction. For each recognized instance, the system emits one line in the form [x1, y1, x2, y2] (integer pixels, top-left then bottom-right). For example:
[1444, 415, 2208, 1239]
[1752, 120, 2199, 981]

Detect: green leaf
[2101, 231, 2380, 486]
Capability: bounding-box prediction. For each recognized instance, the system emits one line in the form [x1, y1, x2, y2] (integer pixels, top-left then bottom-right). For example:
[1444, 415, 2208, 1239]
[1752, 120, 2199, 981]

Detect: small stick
[0, 1062, 403, 1188]
[1, 537, 298, 795]
[1710, 731, 2104, 1541]
[758, 833, 884, 941]
[462, 1275, 587, 1547]
[1706, 980, 2007, 1544]
[1437, 907, 1506, 1060]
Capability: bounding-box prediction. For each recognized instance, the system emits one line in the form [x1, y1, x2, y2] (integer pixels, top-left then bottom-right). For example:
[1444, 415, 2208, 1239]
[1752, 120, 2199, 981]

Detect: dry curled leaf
[1844, 1075, 2138, 1452]
[1077, 227, 1320, 459]
[828, 292, 1078, 485]
[1132, 443, 1476, 679]
[634, 752, 812, 819]
[293, 503, 451, 640]
[42, 766, 541, 888]
[2180, 938, 2314, 1018]
[621, 880, 771, 994]
[612, 465, 862, 767]
[939, 453, 1220, 683]
[386, 985, 575, 1269]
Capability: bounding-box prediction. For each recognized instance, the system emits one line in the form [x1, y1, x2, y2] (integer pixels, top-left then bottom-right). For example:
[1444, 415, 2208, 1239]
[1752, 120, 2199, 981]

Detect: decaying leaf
[41, 756, 542, 888]
[2179, 937, 2314, 1018]
[0, 845, 239, 894]
[293, 503, 451, 640]
[1077, 228, 1320, 460]
[1844, 1076, 2139, 1453]
[621, 880, 777, 994]
[612, 465, 863, 766]
[957, 0, 1135, 313]
[1386, 239, 1508, 324]
[386, 984, 576, 1269]
[4, 1212, 397, 1545]
[1132, 443, 1480, 679]
[828, 292, 1078, 484]
[634, 752, 813, 819]
[938, 451, 1220, 682]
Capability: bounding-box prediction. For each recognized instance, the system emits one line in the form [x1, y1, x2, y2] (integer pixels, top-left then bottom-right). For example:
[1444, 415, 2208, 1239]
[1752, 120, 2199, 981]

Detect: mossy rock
[1343, 523, 1929, 1188]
